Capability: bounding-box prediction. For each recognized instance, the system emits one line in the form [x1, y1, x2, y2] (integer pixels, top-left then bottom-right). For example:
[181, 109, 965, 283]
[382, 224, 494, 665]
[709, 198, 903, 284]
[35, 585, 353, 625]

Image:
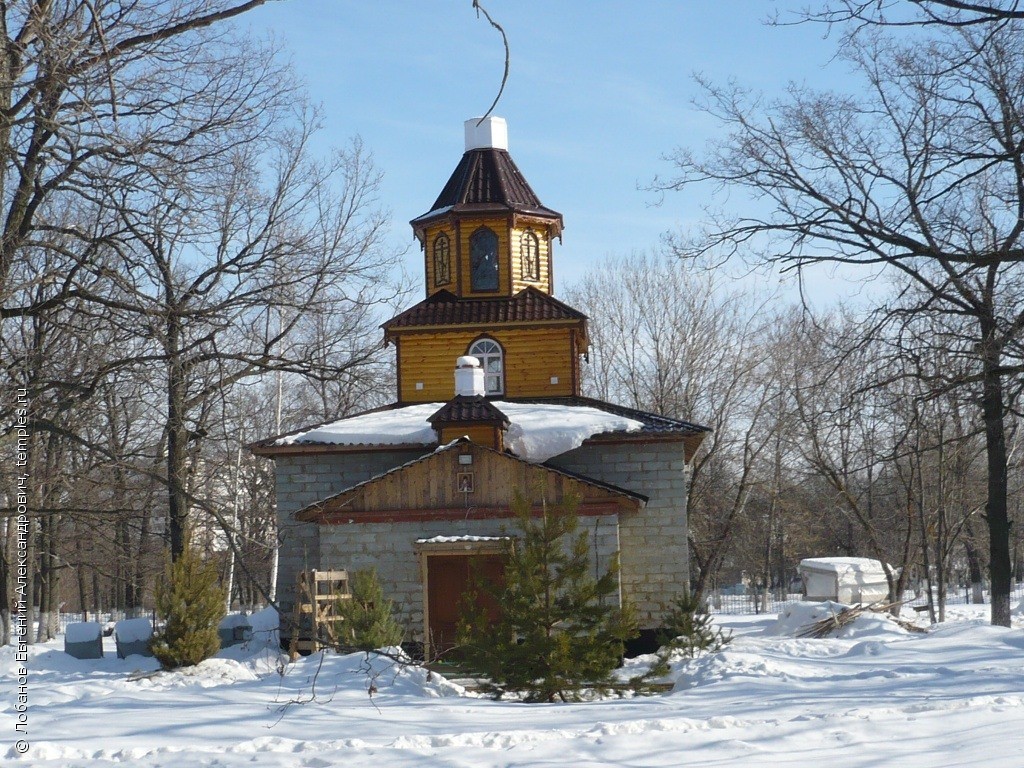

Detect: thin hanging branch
[472, 0, 510, 124]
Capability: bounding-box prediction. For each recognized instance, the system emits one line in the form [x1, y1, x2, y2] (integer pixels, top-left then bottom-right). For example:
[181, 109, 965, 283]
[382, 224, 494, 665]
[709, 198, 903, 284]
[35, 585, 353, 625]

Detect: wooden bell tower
[383, 118, 589, 405]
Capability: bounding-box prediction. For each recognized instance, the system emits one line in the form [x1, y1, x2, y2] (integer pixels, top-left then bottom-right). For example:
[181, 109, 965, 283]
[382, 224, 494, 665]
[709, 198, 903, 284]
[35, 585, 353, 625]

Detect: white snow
[498, 401, 643, 462]
[114, 618, 152, 644]
[416, 535, 507, 544]
[799, 557, 888, 576]
[6, 603, 1024, 766]
[281, 403, 442, 447]
[63, 623, 101, 644]
[219, 614, 251, 629]
[762, 600, 910, 640]
[278, 401, 644, 463]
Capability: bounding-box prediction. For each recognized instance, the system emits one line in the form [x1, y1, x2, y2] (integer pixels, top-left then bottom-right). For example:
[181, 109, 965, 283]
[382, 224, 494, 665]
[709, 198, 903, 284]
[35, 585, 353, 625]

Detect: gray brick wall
[319, 513, 620, 643]
[274, 449, 425, 618]
[272, 438, 688, 638]
[546, 440, 689, 628]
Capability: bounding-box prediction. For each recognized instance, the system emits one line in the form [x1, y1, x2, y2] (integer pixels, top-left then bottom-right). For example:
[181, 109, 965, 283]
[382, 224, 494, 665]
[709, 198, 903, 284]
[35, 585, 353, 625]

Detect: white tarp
[798, 557, 890, 604]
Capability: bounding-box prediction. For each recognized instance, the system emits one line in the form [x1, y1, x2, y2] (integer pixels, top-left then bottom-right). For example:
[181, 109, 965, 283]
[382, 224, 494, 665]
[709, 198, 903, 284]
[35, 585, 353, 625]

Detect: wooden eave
[304, 501, 630, 526]
[249, 441, 433, 458]
[411, 208, 563, 244]
[294, 439, 645, 524]
[383, 317, 585, 342]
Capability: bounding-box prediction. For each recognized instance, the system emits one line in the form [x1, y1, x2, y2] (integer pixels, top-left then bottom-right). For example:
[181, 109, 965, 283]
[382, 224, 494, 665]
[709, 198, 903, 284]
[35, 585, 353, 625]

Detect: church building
[251, 118, 709, 654]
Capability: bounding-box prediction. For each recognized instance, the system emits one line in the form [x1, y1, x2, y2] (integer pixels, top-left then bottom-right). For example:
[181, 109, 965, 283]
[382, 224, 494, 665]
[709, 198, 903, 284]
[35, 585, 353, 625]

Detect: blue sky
[246, 1, 848, 296]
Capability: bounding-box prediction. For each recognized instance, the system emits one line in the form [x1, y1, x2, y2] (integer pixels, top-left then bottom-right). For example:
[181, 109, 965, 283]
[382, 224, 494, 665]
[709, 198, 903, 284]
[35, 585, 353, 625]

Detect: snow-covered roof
[273, 400, 645, 463]
[798, 557, 887, 577]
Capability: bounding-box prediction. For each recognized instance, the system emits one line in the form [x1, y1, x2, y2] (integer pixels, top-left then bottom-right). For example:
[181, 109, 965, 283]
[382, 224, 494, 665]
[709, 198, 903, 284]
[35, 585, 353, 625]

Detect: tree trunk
[980, 331, 1011, 627]
[75, 532, 89, 621]
[166, 314, 189, 560]
[0, 519, 10, 645]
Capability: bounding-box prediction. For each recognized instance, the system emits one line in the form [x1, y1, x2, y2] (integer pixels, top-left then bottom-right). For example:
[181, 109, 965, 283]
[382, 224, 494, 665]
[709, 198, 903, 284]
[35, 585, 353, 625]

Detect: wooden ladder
[288, 569, 351, 659]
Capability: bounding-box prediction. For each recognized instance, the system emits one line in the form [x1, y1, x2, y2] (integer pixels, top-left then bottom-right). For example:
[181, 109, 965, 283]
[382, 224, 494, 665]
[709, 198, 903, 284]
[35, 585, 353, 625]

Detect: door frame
[415, 537, 509, 661]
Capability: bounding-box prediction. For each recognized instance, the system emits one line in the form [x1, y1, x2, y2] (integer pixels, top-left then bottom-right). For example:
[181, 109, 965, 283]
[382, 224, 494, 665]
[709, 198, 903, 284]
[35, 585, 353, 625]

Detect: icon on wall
[457, 472, 474, 493]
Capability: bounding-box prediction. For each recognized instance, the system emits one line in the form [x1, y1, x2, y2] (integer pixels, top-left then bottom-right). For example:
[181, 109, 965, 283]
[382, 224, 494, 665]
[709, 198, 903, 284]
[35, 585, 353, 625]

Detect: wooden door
[426, 554, 504, 653]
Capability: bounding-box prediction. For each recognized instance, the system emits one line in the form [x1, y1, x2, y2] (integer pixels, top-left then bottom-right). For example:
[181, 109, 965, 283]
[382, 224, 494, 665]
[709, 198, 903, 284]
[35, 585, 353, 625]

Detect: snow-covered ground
[4, 603, 1024, 767]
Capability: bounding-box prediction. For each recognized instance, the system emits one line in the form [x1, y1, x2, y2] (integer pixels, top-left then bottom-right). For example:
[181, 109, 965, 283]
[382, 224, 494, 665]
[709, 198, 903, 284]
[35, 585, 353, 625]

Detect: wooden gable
[295, 440, 645, 524]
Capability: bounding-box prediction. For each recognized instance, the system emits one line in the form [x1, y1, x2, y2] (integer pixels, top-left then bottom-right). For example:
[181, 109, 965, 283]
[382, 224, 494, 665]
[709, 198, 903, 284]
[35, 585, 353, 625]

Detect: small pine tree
[150, 543, 226, 670]
[335, 568, 404, 651]
[630, 590, 732, 687]
[658, 588, 732, 659]
[457, 492, 637, 702]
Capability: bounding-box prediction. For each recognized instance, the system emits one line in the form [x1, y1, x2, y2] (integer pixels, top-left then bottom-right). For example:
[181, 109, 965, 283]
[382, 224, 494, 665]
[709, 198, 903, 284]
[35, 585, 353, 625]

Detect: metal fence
[56, 608, 155, 636]
[707, 582, 1024, 616]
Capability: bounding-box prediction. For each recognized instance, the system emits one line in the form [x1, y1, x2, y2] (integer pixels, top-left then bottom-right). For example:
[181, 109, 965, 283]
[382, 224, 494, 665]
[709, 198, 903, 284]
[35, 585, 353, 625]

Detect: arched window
[470, 227, 499, 291]
[468, 338, 504, 395]
[520, 229, 540, 281]
[432, 233, 451, 286]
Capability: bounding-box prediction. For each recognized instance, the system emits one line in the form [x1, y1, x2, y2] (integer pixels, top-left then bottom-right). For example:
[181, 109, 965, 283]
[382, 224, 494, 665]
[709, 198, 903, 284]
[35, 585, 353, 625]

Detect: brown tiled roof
[411, 148, 562, 227]
[382, 287, 587, 331]
[428, 396, 510, 427]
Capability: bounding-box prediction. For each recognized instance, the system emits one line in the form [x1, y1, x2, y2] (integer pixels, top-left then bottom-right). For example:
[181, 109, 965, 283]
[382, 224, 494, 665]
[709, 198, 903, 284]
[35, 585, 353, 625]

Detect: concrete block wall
[546, 440, 689, 629]
[274, 449, 425, 618]
[273, 439, 687, 637]
[318, 513, 620, 643]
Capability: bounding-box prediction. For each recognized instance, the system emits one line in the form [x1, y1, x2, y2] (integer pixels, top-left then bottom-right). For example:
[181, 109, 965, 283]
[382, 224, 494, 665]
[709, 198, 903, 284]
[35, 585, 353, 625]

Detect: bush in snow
[659, 588, 732, 658]
[457, 492, 637, 702]
[334, 568, 404, 651]
[150, 543, 226, 669]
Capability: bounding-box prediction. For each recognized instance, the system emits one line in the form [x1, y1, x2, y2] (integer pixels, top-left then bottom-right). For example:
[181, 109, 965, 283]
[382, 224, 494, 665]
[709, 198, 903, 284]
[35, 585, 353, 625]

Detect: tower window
[468, 338, 504, 395]
[521, 229, 540, 281]
[433, 233, 451, 286]
[470, 227, 499, 291]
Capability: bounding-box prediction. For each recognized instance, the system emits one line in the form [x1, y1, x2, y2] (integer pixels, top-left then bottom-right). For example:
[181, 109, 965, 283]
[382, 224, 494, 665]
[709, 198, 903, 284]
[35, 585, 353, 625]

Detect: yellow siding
[424, 224, 455, 295]
[438, 425, 503, 450]
[397, 327, 578, 402]
[510, 225, 553, 295]
[458, 216, 511, 297]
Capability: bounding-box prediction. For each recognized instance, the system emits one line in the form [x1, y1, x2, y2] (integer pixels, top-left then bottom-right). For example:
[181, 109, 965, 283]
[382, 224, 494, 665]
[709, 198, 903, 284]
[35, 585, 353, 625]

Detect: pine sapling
[150, 543, 226, 669]
[335, 568, 404, 651]
[457, 492, 637, 702]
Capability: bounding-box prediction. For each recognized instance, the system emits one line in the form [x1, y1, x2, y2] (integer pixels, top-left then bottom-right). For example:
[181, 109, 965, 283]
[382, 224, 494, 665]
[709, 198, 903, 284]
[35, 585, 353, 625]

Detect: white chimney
[454, 356, 485, 396]
[464, 116, 508, 151]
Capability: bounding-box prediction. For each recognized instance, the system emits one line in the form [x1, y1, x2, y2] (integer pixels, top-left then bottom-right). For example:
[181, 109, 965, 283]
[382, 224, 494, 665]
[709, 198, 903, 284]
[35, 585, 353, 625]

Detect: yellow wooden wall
[397, 326, 578, 402]
[424, 224, 456, 294]
[423, 218, 555, 299]
[510, 226, 552, 294]
[437, 424, 503, 450]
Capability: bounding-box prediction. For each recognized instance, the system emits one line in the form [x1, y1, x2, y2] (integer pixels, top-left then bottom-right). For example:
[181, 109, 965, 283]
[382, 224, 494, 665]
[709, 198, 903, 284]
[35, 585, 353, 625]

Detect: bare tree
[659, 22, 1024, 626]
[806, 1, 1024, 27]
[0, 1, 278, 313]
[96, 126, 397, 559]
[567, 254, 781, 601]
